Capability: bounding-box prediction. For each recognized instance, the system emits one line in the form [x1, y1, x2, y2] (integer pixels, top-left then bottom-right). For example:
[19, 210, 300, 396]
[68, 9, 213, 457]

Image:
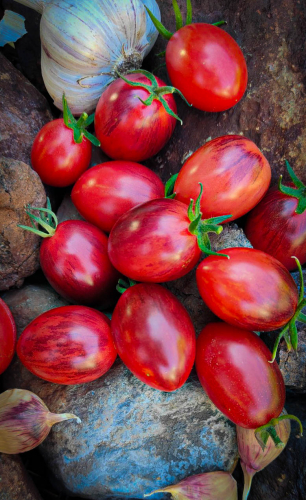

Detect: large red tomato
[0, 298, 16, 375]
[111, 283, 196, 391]
[71, 161, 165, 233]
[108, 198, 201, 282]
[245, 183, 306, 271]
[196, 248, 298, 331]
[17, 306, 117, 385]
[94, 72, 177, 162]
[165, 24, 248, 112]
[195, 322, 285, 428]
[174, 135, 271, 222]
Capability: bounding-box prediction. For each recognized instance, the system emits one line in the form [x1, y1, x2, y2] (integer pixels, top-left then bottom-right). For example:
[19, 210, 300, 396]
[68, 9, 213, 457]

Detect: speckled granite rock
[0, 453, 42, 500]
[1, 284, 237, 500]
[0, 157, 46, 290]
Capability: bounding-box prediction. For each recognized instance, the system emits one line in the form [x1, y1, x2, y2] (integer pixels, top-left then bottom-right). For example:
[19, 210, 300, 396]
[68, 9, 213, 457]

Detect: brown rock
[145, 0, 306, 185]
[0, 52, 53, 165]
[0, 157, 46, 290]
[0, 453, 42, 500]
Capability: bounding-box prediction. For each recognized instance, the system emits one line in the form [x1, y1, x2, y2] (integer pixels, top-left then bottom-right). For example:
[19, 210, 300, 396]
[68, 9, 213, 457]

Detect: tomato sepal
[187, 183, 232, 258]
[255, 414, 303, 451]
[270, 256, 306, 361]
[116, 278, 137, 294]
[116, 70, 190, 124]
[62, 94, 100, 147]
[17, 198, 58, 238]
[165, 173, 178, 199]
[278, 161, 306, 215]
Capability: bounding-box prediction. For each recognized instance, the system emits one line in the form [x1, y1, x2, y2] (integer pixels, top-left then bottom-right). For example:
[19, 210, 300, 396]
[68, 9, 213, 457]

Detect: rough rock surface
[145, 0, 306, 186]
[2, 285, 237, 500]
[0, 454, 42, 500]
[57, 193, 84, 224]
[278, 269, 306, 392]
[0, 157, 46, 290]
[0, 52, 53, 165]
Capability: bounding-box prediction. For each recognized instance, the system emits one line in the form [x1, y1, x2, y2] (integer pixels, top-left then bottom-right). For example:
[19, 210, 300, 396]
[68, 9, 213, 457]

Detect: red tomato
[31, 119, 92, 187]
[108, 198, 201, 282]
[0, 298, 16, 375]
[174, 135, 271, 222]
[17, 306, 116, 385]
[195, 322, 285, 428]
[196, 248, 298, 331]
[245, 183, 306, 271]
[111, 284, 195, 391]
[39, 220, 120, 307]
[71, 161, 165, 233]
[94, 72, 177, 162]
[166, 24, 248, 112]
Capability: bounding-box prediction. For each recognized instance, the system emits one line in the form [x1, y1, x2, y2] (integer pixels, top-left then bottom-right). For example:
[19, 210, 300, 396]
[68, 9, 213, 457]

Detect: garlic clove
[0, 389, 81, 454]
[144, 472, 237, 500]
[237, 417, 291, 500]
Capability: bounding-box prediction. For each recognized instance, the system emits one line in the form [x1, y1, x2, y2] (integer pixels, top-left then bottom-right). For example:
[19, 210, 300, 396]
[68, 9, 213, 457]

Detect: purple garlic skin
[237, 418, 291, 500]
[0, 389, 80, 454]
[145, 471, 237, 500]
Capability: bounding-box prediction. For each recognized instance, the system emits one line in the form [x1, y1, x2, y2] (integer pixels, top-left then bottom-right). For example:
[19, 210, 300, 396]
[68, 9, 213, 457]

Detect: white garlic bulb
[14, 0, 161, 114]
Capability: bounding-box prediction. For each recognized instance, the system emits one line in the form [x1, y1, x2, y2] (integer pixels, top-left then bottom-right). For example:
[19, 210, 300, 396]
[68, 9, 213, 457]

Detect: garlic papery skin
[14, 0, 161, 115]
[145, 472, 237, 500]
[237, 418, 291, 500]
[0, 389, 80, 454]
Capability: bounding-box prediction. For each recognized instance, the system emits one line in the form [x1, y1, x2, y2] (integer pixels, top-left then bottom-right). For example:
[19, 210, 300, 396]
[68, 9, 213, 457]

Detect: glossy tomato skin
[31, 119, 92, 187]
[108, 198, 201, 282]
[166, 24, 248, 112]
[174, 135, 271, 222]
[111, 284, 196, 391]
[0, 298, 17, 375]
[17, 306, 117, 385]
[245, 183, 306, 271]
[196, 322, 285, 428]
[196, 248, 298, 331]
[40, 220, 120, 307]
[94, 73, 177, 162]
[71, 161, 165, 233]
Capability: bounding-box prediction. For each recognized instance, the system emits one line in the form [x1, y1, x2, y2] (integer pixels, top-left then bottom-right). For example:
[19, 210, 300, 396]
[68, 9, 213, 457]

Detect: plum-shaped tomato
[0, 298, 16, 375]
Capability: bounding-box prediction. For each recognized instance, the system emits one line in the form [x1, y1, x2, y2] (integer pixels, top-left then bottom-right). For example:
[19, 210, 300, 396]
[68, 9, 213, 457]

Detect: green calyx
[278, 161, 306, 214]
[164, 173, 178, 199]
[116, 278, 137, 294]
[270, 256, 306, 362]
[145, 0, 226, 41]
[117, 70, 191, 124]
[255, 414, 303, 451]
[187, 183, 232, 258]
[17, 197, 58, 238]
[62, 94, 100, 147]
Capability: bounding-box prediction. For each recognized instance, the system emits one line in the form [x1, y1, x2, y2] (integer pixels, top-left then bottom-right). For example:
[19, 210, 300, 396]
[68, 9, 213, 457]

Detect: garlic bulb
[145, 472, 238, 500]
[14, 0, 161, 114]
[0, 389, 80, 454]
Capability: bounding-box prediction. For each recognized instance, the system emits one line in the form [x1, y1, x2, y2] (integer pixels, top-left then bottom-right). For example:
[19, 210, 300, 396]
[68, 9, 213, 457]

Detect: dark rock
[0, 453, 42, 500]
[1, 285, 237, 500]
[0, 52, 53, 165]
[145, 0, 306, 185]
[56, 193, 84, 224]
[0, 157, 46, 290]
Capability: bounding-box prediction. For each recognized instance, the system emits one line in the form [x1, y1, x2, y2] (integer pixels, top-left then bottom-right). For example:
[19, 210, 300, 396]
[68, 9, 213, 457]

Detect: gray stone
[0, 453, 42, 500]
[57, 193, 84, 224]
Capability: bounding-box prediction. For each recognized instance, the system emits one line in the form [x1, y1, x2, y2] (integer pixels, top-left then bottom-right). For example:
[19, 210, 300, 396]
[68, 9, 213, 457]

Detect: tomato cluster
[3, 0, 306, 461]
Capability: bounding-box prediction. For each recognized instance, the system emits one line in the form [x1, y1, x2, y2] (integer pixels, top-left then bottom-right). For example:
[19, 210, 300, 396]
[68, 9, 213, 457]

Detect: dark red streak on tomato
[94, 73, 177, 162]
[196, 322, 285, 428]
[174, 135, 271, 222]
[111, 284, 196, 391]
[0, 298, 17, 375]
[196, 247, 298, 331]
[166, 24, 248, 112]
[40, 220, 120, 307]
[71, 161, 165, 233]
[17, 306, 117, 385]
[245, 183, 306, 271]
[108, 198, 201, 282]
